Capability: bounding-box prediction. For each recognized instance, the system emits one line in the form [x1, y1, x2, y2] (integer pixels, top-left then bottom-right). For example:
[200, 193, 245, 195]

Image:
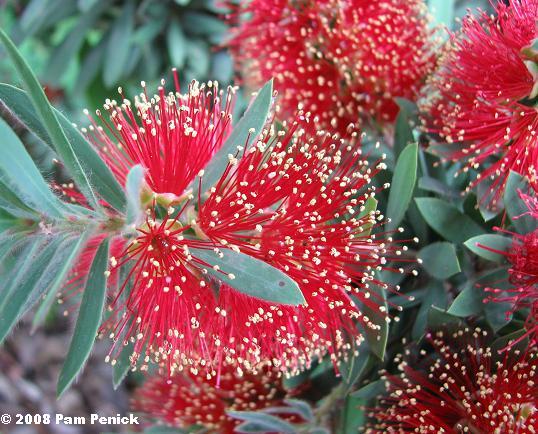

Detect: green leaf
[282, 399, 314, 422]
[339, 344, 374, 391]
[195, 80, 273, 197]
[341, 395, 365, 434]
[504, 171, 536, 234]
[358, 196, 378, 237]
[0, 236, 65, 344]
[31, 232, 91, 332]
[412, 285, 447, 339]
[78, 0, 100, 12]
[190, 247, 304, 306]
[358, 285, 388, 361]
[351, 379, 385, 400]
[418, 176, 459, 200]
[43, 3, 106, 83]
[0, 28, 101, 210]
[112, 341, 134, 390]
[386, 143, 418, 230]
[464, 234, 512, 263]
[228, 411, 296, 434]
[427, 306, 462, 328]
[166, 20, 186, 69]
[0, 117, 64, 218]
[126, 165, 145, 226]
[104, 1, 135, 87]
[447, 284, 483, 317]
[0, 176, 40, 219]
[415, 197, 484, 243]
[57, 238, 110, 397]
[418, 242, 460, 279]
[393, 101, 416, 158]
[0, 84, 126, 212]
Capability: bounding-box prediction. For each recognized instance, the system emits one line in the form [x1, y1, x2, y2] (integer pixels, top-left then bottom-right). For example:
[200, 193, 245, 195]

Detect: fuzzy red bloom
[227, 0, 436, 135]
[366, 328, 538, 433]
[83, 77, 234, 195]
[424, 0, 538, 207]
[84, 79, 412, 378]
[481, 191, 538, 347]
[132, 365, 298, 433]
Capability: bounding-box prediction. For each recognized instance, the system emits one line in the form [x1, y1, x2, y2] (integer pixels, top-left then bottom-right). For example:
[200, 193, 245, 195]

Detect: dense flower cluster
[77, 78, 412, 378]
[482, 190, 538, 347]
[227, 0, 436, 136]
[132, 365, 297, 433]
[367, 328, 538, 433]
[424, 0, 538, 206]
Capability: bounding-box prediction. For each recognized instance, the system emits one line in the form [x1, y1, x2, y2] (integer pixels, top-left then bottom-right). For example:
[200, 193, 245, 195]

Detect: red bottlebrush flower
[82, 76, 234, 196]
[366, 328, 538, 433]
[481, 190, 538, 347]
[423, 0, 538, 207]
[85, 78, 412, 378]
[226, 0, 436, 135]
[132, 365, 299, 433]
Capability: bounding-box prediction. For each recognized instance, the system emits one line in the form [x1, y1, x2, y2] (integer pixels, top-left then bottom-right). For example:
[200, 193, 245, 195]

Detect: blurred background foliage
[0, 0, 234, 117]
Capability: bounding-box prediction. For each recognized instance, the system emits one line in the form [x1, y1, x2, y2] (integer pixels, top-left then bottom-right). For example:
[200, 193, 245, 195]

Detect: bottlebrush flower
[82, 77, 412, 378]
[423, 0, 538, 207]
[226, 0, 436, 135]
[82, 76, 234, 196]
[482, 190, 538, 347]
[366, 328, 538, 433]
[132, 365, 298, 433]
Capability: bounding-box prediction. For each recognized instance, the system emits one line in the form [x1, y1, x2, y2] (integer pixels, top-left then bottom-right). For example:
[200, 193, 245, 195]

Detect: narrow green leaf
[339, 343, 373, 391]
[126, 165, 145, 226]
[504, 171, 536, 234]
[464, 234, 512, 263]
[412, 285, 447, 339]
[358, 196, 378, 236]
[78, 0, 100, 12]
[415, 197, 484, 243]
[228, 411, 296, 434]
[166, 20, 186, 68]
[447, 285, 483, 317]
[22, 236, 84, 313]
[0, 84, 126, 212]
[491, 330, 528, 355]
[418, 176, 459, 200]
[32, 232, 91, 331]
[112, 341, 134, 390]
[195, 80, 273, 197]
[282, 399, 314, 422]
[418, 242, 461, 279]
[357, 285, 388, 360]
[0, 30, 100, 210]
[0, 176, 40, 219]
[0, 236, 64, 344]
[351, 379, 385, 400]
[386, 143, 418, 230]
[0, 117, 64, 218]
[341, 395, 365, 434]
[58, 238, 110, 397]
[43, 3, 105, 82]
[427, 306, 462, 328]
[104, 1, 135, 87]
[190, 246, 304, 306]
[393, 101, 416, 158]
